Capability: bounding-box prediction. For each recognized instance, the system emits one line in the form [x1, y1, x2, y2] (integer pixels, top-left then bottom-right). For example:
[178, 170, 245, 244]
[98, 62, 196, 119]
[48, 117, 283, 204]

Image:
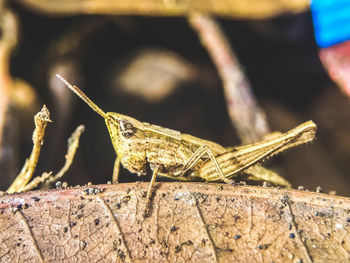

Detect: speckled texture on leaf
[0, 183, 349, 262]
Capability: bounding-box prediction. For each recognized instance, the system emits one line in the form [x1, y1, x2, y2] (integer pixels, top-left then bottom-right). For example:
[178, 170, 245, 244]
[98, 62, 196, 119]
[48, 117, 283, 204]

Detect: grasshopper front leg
[144, 164, 161, 214]
[112, 157, 121, 184]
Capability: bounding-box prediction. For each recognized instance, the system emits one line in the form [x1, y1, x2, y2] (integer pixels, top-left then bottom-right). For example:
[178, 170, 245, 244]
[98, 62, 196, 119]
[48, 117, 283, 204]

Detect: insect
[56, 74, 316, 203]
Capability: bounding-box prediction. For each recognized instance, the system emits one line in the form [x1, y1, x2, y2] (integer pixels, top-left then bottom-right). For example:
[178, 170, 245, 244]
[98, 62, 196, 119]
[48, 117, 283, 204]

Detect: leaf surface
[0, 182, 349, 262]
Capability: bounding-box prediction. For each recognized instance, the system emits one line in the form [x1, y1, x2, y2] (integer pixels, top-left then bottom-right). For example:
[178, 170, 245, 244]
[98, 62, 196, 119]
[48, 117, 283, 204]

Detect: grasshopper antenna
[56, 74, 108, 120]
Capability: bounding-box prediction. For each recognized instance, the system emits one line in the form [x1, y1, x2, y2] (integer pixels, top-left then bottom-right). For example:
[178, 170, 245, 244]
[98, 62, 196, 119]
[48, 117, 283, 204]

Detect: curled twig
[7, 105, 85, 193]
[43, 125, 85, 187]
[22, 172, 52, 192]
[7, 105, 52, 193]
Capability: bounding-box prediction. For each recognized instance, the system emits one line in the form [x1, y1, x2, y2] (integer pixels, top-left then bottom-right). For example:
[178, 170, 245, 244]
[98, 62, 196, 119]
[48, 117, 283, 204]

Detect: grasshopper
[56, 74, 316, 202]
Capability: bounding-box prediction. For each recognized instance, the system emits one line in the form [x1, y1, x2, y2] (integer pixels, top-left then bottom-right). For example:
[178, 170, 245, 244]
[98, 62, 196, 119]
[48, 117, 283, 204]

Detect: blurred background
[1, 0, 350, 196]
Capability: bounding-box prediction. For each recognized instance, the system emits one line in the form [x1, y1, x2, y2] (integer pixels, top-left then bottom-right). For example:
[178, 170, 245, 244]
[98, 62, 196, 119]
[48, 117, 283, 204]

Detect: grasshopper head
[105, 112, 143, 140]
[56, 74, 143, 146]
[105, 112, 145, 163]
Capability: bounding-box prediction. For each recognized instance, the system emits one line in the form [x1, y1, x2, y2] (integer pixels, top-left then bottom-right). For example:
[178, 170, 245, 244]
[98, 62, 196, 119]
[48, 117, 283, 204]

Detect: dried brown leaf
[0, 183, 349, 262]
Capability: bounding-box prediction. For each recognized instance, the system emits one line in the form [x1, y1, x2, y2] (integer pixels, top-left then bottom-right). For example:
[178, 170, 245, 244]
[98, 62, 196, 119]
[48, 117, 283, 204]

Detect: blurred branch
[0, 7, 18, 157]
[17, 0, 309, 19]
[189, 13, 270, 143]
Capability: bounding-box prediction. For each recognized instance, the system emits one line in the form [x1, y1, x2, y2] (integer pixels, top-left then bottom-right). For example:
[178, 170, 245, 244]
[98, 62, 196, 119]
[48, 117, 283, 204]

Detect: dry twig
[7, 106, 52, 193]
[7, 108, 85, 193]
[22, 172, 52, 192]
[43, 125, 85, 187]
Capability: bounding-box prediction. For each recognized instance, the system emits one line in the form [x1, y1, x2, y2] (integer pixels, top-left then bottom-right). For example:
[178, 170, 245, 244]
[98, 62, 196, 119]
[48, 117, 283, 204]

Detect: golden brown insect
[56, 74, 316, 203]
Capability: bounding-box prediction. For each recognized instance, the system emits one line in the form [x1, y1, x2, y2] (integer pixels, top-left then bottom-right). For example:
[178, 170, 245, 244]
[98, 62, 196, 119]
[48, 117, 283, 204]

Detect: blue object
[311, 0, 350, 48]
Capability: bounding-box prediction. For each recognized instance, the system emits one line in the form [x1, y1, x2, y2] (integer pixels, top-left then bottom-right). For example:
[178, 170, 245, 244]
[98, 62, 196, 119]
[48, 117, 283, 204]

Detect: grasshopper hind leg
[245, 165, 291, 187]
[179, 145, 232, 184]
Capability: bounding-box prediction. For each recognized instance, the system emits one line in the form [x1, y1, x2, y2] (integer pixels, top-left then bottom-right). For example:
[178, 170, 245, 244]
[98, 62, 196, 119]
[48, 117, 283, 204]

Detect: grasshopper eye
[119, 119, 136, 138]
